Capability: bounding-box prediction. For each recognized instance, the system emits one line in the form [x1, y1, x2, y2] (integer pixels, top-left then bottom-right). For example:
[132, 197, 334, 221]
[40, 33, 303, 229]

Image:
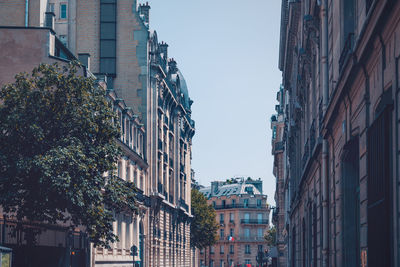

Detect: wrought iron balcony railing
[240, 219, 269, 225]
[213, 203, 265, 210]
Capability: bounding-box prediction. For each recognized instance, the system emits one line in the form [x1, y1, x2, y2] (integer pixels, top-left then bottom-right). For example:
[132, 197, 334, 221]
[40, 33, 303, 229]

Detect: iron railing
[240, 219, 269, 225]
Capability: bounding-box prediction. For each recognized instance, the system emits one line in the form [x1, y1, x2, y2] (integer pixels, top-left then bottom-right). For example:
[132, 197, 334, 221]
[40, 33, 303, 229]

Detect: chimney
[211, 181, 219, 196]
[139, 2, 150, 24]
[45, 12, 55, 30]
[159, 41, 168, 60]
[168, 58, 177, 73]
[78, 53, 91, 71]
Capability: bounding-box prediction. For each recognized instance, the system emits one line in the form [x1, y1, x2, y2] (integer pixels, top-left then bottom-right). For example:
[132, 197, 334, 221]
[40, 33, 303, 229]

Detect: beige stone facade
[278, 0, 400, 266]
[0, 1, 195, 266]
[200, 178, 270, 267]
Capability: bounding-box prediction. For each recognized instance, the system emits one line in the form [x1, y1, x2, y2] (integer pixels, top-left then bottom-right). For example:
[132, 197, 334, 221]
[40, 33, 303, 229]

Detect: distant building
[199, 178, 270, 267]
[270, 86, 287, 267]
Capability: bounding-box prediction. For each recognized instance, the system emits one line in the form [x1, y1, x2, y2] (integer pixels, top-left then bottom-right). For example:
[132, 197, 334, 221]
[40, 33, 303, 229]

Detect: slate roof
[199, 182, 261, 199]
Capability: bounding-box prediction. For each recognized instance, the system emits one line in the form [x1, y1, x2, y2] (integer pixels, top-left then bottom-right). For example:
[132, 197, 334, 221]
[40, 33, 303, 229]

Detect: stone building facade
[277, 0, 400, 266]
[0, 0, 195, 266]
[0, 26, 90, 267]
[200, 178, 270, 267]
[271, 85, 287, 267]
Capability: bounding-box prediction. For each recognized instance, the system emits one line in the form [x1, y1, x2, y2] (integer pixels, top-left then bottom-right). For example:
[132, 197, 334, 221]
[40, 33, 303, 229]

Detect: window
[257, 213, 263, 223]
[245, 244, 251, 254]
[220, 260, 224, 267]
[243, 199, 249, 207]
[48, 3, 54, 12]
[100, 0, 116, 75]
[210, 246, 215, 254]
[212, 201, 216, 208]
[244, 213, 250, 223]
[244, 228, 250, 238]
[222, 199, 226, 207]
[220, 245, 224, 254]
[230, 213, 234, 223]
[230, 228, 234, 237]
[230, 244, 234, 254]
[60, 3, 67, 19]
[257, 199, 262, 207]
[245, 259, 251, 264]
[258, 245, 263, 252]
[258, 228, 263, 238]
[232, 199, 236, 207]
[220, 214, 224, 224]
[220, 229, 224, 239]
[210, 260, 214, 267]
[125, 217, 131, 249]
[126, 165, 130, 181]
[117, 161, 122, 178]
[200, 248, 204, 254]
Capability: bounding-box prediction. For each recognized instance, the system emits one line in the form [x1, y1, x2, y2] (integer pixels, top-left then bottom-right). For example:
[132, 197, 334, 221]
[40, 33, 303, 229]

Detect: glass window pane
[101, 23, 116, 39]
[101, 4, 116, 22]
[60, 4, 67, 19]
[100, 58, 116, 74]
[100, 40, 116, 57]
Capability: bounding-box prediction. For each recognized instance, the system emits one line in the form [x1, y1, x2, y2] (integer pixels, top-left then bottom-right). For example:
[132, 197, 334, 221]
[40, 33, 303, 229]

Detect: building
[0, 1, 195, 266]
[98, 85, 149, 267]
[147, 31, 195, 267]
[199, 178, 270, 267]
[0, 25, 150, 267]
[271, 85, 287, 267]
[277, 0, 400, 266]
[0, 26, 93, 267]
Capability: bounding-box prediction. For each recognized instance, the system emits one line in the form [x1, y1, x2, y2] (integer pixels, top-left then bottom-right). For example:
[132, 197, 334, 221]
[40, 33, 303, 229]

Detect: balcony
[240, 219, 269, 225]
[339, 33, 354, 73]
[237, 236, 266, 242]
[214, 204, 265, 210]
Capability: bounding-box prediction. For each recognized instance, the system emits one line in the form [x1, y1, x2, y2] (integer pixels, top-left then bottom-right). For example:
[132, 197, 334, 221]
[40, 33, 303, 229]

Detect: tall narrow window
[60, 3, 67, 19]
[339, 0, 355, 72]
[100, 0, 116, 75]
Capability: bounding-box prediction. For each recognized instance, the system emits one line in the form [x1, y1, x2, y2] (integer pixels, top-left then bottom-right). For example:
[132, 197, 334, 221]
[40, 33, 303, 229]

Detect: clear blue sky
[147, 0, 282, 206]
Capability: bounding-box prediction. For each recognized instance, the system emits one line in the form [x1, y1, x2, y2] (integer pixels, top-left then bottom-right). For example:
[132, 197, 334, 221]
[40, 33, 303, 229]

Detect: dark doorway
[367, 93, 393, 267]
[342, 137, 360, 267]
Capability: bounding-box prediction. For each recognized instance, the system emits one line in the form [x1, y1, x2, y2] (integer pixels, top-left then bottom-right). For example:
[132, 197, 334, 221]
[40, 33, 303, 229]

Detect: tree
[190, 188, 219, 249]
[0, 62, 138, 247]
[264, 226, 277, 246]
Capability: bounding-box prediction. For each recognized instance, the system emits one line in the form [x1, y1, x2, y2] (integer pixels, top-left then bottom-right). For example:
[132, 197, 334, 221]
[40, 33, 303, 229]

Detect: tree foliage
[264, 226, 277, 246]
[0, 62, 138, 247]
[190, 188, 219, 249]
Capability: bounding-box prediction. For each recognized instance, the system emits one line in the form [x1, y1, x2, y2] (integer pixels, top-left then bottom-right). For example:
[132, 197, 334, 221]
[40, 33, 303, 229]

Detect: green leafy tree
[0, 62, 138, 247]
[264, 226, 277, 246]
[190, 188, 219, 249]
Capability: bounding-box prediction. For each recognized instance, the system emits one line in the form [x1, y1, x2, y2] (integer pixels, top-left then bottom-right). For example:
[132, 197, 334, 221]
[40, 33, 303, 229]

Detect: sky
[147, 0, 282, 206]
